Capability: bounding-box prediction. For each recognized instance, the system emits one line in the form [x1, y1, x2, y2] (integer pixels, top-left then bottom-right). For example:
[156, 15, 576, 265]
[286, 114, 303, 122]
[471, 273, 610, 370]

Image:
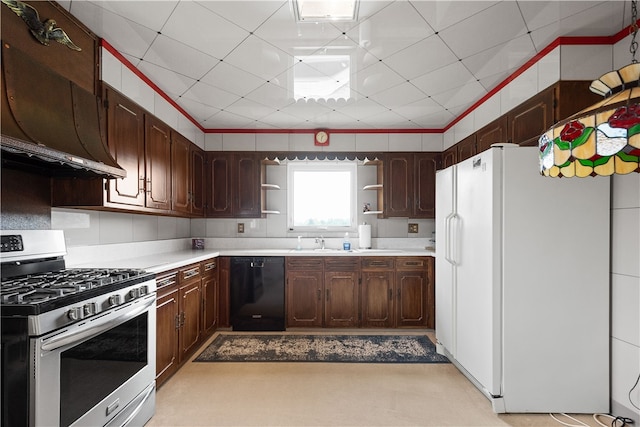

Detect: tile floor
[147, 330, 607, 427]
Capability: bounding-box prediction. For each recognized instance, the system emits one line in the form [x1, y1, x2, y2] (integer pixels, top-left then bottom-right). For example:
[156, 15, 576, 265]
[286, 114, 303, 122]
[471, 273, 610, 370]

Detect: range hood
[1, 42, 126, 179]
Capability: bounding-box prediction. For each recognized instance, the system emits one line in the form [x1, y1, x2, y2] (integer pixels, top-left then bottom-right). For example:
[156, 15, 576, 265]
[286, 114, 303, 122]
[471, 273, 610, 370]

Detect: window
[287, 161, 357, 232]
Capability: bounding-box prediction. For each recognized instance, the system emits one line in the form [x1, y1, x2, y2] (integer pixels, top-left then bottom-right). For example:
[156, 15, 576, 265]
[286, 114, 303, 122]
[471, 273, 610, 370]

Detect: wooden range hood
[1, 42, 126, 179]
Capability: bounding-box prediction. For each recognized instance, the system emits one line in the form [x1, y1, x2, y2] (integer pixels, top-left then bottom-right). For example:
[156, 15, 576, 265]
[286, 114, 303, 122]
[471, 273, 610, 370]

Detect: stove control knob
[129, 288, 140, 299]
[139, 285, 148, 296]
[83, 303, 97, 316]
[67, 307, 82, 321]
[108, 295, 121, 307]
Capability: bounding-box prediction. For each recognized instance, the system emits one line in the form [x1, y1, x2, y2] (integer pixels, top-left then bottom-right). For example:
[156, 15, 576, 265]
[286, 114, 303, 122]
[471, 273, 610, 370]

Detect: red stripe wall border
[100, 21, 638, 136]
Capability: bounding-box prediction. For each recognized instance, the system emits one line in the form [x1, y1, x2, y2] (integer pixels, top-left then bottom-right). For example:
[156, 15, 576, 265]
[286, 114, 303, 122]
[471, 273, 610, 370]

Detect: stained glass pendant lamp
[538, 1, 640, 177]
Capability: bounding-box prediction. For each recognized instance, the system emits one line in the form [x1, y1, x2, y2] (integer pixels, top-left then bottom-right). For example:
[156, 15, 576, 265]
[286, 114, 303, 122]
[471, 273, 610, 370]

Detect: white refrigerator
[435, 144, 610, 413]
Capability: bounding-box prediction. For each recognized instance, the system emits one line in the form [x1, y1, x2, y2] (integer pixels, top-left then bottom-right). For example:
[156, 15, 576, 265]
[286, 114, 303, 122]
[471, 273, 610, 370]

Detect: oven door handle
[40, 296, 155, 352]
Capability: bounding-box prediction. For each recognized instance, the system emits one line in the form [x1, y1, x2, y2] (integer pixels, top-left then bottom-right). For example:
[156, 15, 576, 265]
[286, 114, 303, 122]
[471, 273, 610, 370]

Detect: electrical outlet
[408, 223, 419, 233]
[238, 223, 245, 233]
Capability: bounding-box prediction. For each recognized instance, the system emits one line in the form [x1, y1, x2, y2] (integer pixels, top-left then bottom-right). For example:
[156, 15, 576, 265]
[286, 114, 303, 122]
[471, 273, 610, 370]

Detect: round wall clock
[314, 130, 330, 146]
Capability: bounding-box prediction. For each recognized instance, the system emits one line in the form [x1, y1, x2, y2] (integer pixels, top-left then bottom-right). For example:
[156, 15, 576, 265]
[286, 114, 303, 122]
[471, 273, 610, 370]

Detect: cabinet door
[171, 132, 191, 214]
[218, 257, 231, 328]
[191, 146, 206, 216]
[324, 270, 360, 327]
[395, 269, 427, 327]
[384, 154, 413, 217]
[476, 116, 508, 153]
[156, 286, 179, 387]
[414, 154, 439, 218]
[457, 134, 477, 163]
[179, 279, 201, 361]
[508, 86, 554, 147]
[234, 153, 261, 218]
[441, 146, 457, 169]
[145, 115, 172, 210]
[105, 89, 145, 207]
[361, 270, 394, 328]
[286, 270, 324, 327]
[201, 260, 218, 335]
[206, 153, 232, 217]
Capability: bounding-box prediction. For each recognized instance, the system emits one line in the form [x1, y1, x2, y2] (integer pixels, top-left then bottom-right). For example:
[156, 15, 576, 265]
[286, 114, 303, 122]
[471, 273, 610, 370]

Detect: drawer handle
[204, 262, 216, 271]
[157, 277, 176, 287]
[405, 261, 421, 266]
[183, 268, 200, 279]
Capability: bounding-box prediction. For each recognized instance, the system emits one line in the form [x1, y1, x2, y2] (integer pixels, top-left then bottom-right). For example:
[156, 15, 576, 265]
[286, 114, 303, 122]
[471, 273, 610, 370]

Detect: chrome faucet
[315, 236, 325, 250]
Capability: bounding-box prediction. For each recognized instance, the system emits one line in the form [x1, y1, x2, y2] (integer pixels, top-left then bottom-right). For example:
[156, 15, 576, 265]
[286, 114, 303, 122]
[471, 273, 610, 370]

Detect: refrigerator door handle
[445, 213, 457, 265]
[450, 213, 461, 265]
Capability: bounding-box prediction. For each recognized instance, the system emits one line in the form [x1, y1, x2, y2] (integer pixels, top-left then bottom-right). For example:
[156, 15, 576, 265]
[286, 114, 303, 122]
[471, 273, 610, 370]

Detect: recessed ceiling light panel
[292, 0, 359, 22]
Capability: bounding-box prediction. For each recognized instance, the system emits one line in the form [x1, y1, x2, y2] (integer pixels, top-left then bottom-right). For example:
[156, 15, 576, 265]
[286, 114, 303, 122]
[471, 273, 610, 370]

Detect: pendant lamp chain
[631, 0, 638, 63]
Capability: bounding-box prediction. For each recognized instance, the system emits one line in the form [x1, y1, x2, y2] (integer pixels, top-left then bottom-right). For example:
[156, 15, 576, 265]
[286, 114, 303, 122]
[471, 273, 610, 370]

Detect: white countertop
[78, 248, 435, 273]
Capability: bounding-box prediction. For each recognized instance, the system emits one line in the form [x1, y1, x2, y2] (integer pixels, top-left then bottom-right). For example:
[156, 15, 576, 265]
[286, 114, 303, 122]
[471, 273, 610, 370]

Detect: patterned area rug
[194, 334, 450, 363]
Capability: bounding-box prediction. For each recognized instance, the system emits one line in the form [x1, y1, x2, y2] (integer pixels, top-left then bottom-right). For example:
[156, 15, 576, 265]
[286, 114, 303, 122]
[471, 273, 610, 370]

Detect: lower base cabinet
[285, 255, 434, 329]
[156, 259, 219, 388]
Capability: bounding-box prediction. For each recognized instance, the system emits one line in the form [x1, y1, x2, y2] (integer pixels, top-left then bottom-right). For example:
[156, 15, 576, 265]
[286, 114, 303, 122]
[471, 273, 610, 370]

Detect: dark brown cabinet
[457, 134, 477, 163]
[286, 257, 324, 327]
[384, 153, 439, 218]
[206, 152, 261, 218]
[361, 257, 395, 328]
[395, 257, 433, 328]
[172, 132, 191, 214]
[286, 257, 359, 328]
[201, 259, 219, 335]
[155, 271, 179, 387]
[178, 264, 202, 361]
[441, 146, 457, 169]
[507, 86, 555, 147]
[156, 258, 219, 388]
[191, 146, 206, 216]
[477, 116, 508, 153]
[144, 115, 172, 210]
[324, 257, 360, 328]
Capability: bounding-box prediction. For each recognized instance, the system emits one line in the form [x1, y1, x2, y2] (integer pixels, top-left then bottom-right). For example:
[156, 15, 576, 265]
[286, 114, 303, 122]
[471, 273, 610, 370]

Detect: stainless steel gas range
[1, 230, 157, 427]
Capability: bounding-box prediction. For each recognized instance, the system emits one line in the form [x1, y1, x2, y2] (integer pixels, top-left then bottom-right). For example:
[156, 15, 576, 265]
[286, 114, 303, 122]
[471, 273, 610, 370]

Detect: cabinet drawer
[361, 257, 395, 270]
[156, 271, 178, 293]
[396, 257, 428, 270]
[287, 257, 324, 271]
[201, 259, 217, 276]
[180, 263, 201, 282]
[324, 257, 359, 272]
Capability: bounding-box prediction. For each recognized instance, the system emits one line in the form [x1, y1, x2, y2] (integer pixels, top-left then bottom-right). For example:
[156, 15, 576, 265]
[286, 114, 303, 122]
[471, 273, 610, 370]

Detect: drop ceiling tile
[204, 110, 259, 129]
[259, 109, 308, 128]
[197, 1, 286, 33]
[336, 97, 388, 121]
[412, 1, 498, 32]
[68, 2, 158, 59]
[412, 61, 476, 97]
[173, 97, 221, 123]
[143, 35, 218, 80]
[413, 109, 456, 128]
[313, 109, 362, 128]
[393, 96, 446, 123]
[161, 1, 250, 59]
[384, 35, 459, 81]
[223, 34, 293, 81]
[359, 109, 412, 128]
[246, 81, 295, 109]
[519, 1, 624, 33]
[348, 1, 434, 61]
[368, 81, 426, 109]
[137, 60, 197, 98]
[225, 98, 277, 122]
[462, 34, 536, 82]
[438, 1, 527, 60]
[181, 81, 240, 110]
[353, 61, 405, 97]
[200, 62, 266, 96]
[84, 1, 179, 32]
[430, 80, 487, 112]
[253, 3, 344, 55]
[279, 99, 333, 122]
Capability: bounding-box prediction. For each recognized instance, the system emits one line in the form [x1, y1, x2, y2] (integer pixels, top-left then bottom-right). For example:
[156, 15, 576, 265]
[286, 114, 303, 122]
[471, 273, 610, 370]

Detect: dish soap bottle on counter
[343, 232, 351, 251]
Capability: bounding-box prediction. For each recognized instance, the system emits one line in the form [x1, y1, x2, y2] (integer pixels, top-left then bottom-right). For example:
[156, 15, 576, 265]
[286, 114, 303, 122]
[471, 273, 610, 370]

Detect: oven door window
[59, 312, 148, 427]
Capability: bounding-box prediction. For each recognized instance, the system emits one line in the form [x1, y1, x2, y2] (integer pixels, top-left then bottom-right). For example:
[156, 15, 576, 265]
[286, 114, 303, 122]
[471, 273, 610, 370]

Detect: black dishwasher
[230, 256, 285, 331]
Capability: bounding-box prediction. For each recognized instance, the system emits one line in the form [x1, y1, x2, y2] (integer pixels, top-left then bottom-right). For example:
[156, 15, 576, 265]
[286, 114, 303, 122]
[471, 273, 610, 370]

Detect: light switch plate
[408, 223, 418, 233]
[238, 223, 245, 233]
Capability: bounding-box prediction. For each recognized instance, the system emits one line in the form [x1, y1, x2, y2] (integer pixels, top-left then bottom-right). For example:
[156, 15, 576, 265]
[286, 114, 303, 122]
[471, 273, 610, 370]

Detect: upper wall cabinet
[441, 81, 601, 167]
[205, 152, 261, 218]
[52, 87, 201, 217]
[384, 153, 440, 219]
